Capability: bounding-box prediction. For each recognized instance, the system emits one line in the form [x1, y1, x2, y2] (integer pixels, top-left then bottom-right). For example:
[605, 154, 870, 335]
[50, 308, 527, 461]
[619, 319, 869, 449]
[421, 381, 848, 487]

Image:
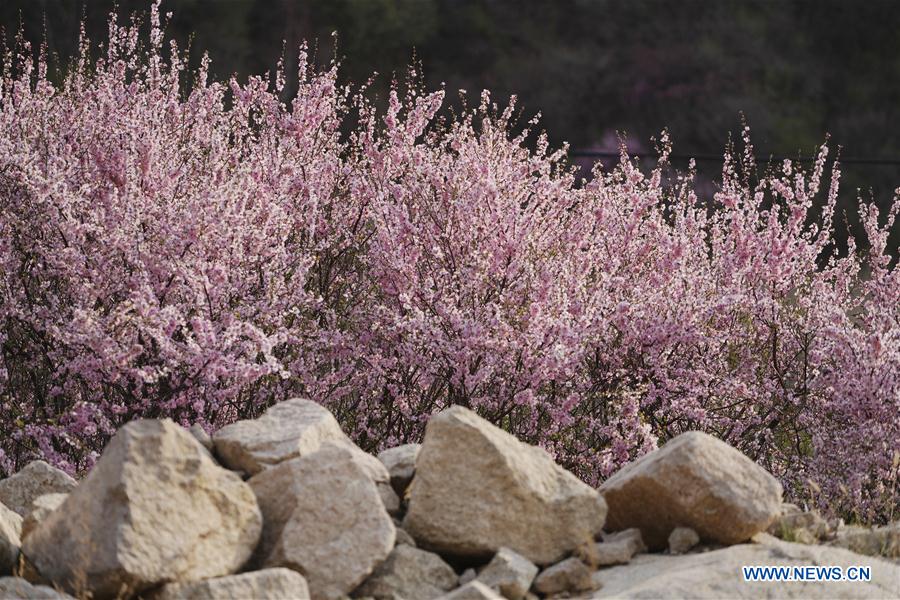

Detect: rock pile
[0, 399, 895, 599]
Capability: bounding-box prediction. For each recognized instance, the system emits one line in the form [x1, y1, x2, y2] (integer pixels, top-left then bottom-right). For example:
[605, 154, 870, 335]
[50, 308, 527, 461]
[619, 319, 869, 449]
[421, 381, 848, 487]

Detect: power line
[569, 151, 900, 166]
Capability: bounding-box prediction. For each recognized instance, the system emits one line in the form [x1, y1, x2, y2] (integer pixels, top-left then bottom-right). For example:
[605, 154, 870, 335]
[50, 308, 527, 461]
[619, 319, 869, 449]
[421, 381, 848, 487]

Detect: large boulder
[212, 398, 348, 475]
[22, 420, 262, 599]
[403, 406, 606, 565]
[0, 461, 77, 516]
[152, 568, 309, 600]
[249, 443, 395, 600]
[591, 534, 900, 598]
[352, 545, 458, 599]
[599, 431, 782, 550]
[0, 502, 22, 575]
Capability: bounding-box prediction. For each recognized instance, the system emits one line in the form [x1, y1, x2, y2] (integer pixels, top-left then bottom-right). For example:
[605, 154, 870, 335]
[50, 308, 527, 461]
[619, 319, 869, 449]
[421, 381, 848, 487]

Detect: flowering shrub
[1, 4, 897, 522]
[0, 5, 360, 473]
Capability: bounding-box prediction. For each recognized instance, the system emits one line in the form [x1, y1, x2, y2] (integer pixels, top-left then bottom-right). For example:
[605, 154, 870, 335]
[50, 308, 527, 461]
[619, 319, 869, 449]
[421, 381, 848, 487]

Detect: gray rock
[474, 547, 538, 600]
[578, 534, 643, 567]
[249, 444, 395, 600]
[403, 406, 606, 565]
[591, 534, 900, 598]
[151, 568, 310, 599]
[20, 493, 67, 540]
[318, 441, 402, 518]
[440, 581, 504, 600]
[668, 527, 700, 554]
[0, 577, 73, 599]
[599, 431, 782, 550]
[532, 557, 594, 596]
[378, 482, 402, 517]
[353, 545, 458, 600]
[330, 439, 392, 485]
[377, 444, 421, 496]
[0, 462, 77, 516]
[22, 420, 262, 600]
[212, 400, 399, 516]
[213, 398, 349, 475]
[0, 502, 22, 575]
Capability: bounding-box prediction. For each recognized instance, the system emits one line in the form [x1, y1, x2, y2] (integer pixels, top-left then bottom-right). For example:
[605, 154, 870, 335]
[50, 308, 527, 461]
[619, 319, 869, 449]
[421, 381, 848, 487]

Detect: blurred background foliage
[2, 0, 898, 252]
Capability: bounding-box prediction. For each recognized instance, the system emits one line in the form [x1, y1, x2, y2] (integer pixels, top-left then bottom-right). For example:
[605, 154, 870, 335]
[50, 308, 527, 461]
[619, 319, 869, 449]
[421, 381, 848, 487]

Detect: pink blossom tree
[0, 4, 362, 472]
[1, 3, 896, 522]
